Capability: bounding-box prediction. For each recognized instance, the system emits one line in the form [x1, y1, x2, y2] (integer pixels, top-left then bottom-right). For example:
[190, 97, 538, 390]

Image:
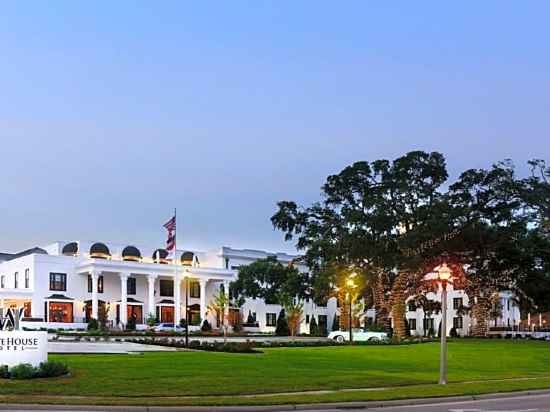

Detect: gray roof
[0, 247, 48, 262]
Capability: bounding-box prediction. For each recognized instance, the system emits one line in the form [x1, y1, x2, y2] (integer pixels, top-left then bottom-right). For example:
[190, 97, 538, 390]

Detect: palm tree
[278, 292, 304, 339]
[207, 289, 230, 343]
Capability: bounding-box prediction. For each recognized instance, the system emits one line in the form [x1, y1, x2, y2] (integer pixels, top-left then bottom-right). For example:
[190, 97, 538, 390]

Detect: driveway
[48, 341, 177, 353]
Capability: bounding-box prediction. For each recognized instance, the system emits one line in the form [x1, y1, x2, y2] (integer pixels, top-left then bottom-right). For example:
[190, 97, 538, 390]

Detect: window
[453, 297, 463, 310]
[306, 314, 310, 324]
[190, 281, 200, 298]
[49, 273, 67, 291]
[453, 316, 463, 329]
[159, 280, 174, 297]
[24, 269, 30, 288]
[266, 313, 277, 327]
[0, 275, 4, 288]
[14, 272, 18, 289]
[87, 275, 104, 293]
[127, 277, 136, 295]
[409, 319, 417, 330]
[225, 258, 229, 269]
[408, 301, 417, 312]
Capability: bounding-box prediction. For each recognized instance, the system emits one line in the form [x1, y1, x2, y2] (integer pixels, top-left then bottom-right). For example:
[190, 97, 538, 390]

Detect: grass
[1, 339, 549, 406]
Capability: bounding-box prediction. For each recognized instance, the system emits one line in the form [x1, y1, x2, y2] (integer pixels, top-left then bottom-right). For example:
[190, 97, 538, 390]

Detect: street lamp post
[346, 275, 357, 344]
[185, 275, 189, 348]
[436, 263, 452, 385]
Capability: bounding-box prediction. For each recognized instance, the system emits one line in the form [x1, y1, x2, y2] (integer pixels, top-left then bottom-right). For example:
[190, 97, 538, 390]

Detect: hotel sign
[0, 308, 47, 367]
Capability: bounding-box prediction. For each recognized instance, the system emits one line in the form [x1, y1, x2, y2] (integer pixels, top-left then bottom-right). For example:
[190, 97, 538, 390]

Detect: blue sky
[1, 2, 549, 253]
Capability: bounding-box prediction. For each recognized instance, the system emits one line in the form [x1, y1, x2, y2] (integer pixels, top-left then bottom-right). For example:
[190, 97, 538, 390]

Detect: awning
[45, 294, 74, 301]
[158, 299, 174, 305]
[116, 298, 143, 304]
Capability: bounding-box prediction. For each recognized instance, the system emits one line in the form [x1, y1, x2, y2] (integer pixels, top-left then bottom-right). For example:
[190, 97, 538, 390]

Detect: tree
[275, 309, 290, 336]
[207, 289, 230, 342]
[272, 152, 549, 339]
[231, 257, 308, 305]
[272, 151, 454, 340]
[278, 293, 304, 337]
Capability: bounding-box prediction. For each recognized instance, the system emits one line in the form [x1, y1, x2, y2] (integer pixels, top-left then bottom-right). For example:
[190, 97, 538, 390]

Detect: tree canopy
[271, 151, 550, 335]
[230, 256, 308, 305]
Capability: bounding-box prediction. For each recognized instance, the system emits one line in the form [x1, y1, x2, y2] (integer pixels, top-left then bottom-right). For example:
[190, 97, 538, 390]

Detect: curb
[0, 389, 550, 412]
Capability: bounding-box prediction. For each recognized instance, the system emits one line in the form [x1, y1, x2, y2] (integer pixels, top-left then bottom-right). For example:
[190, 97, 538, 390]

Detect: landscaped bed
[0, 340, 548, 406]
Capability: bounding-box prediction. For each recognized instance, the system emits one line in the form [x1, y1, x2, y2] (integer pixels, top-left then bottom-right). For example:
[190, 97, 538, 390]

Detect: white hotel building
[0, 240, 520, 335]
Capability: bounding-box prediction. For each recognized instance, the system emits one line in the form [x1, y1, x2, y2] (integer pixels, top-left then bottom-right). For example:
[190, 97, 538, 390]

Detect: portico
[77, 258, 236, 329]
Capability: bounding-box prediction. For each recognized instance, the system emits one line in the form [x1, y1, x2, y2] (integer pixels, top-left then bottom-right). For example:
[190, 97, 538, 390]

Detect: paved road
[2, 393, 549, 412]
[305, 393, 550, 412]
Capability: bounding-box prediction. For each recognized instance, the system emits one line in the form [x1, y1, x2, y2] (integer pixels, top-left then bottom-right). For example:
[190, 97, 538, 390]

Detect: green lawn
[1, 340, 549, 406]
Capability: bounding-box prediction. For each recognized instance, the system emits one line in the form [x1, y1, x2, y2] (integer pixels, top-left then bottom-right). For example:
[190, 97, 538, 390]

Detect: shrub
[87, 318, 99, 331]
[179, 318, 187, 329]
[0, 365, 9, 379]
[201, 319, 212, 332]
[126, 317, 137, 331]
[10, 364, 36, 380]
[275, 309, 290, 336]
[146, 314, 157, 328]
[37, 362, 69, 378]
[450, 327, 458, 338]
[309, 316, 319, 336]
[246, 310, 256, 325]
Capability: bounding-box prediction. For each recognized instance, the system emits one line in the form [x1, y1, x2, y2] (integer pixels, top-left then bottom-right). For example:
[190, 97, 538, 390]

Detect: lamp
[345, 274, 357, 343]
[435, 262, 454, 385]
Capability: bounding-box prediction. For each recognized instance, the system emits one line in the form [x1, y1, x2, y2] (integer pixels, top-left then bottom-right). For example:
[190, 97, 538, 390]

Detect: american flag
[163, 215, 176, 252]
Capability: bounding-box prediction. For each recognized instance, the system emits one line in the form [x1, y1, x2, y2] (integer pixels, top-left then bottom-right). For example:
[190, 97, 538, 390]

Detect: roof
[0, 247, 48, 262]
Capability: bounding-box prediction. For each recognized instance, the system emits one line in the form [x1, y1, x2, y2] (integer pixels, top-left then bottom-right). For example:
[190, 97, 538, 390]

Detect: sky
[1, 2, 549, 254]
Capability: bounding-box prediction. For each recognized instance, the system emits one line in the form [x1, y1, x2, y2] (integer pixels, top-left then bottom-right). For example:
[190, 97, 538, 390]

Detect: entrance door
[48, 302, 74, 323]
[160, 306, 174, 323]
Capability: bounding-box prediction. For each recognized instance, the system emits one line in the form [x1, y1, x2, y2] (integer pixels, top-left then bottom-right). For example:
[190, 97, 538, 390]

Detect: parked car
[154, 323, 185, 332]
[328, 328, 388, 343]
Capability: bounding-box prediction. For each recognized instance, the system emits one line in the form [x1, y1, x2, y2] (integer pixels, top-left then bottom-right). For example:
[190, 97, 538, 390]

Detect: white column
[120, 273, 129, 327]
[91, 271, 99, 320]
[148, 275, 158, 319]
[174, 275, 181, 326]
[199, 279, 207, 323]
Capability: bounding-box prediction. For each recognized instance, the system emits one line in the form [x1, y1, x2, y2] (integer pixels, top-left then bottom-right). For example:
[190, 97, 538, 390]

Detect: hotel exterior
[0, 240, 521, 335]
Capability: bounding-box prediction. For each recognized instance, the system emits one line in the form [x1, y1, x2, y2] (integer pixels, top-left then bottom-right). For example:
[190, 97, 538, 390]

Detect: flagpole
[174, 207, 177, 332]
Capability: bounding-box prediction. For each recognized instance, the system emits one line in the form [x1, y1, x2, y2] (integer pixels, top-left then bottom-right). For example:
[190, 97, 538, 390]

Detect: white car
[328, 328, 388, 343]
[153, 323, 185, 333]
